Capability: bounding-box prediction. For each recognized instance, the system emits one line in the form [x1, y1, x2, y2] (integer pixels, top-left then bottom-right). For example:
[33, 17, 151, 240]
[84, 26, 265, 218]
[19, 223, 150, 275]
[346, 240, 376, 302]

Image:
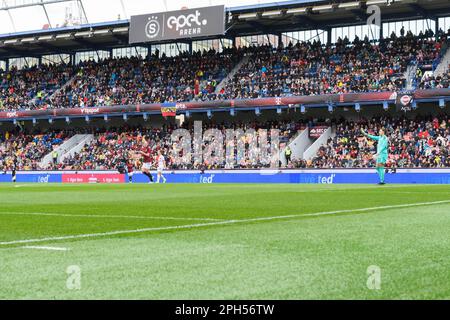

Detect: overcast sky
[0, 0, 292, 34]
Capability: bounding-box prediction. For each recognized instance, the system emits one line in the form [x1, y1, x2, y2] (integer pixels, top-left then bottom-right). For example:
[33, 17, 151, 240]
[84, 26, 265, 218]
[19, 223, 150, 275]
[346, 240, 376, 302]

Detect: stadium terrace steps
[303, 127, 335, 161]
[40, 134, 94, 168]
[47, 73, 78, 105]
[405, 64, 418, 90]
[214, 55, 250, 94]
[434, 46, 450, 77]
[58, 134, 95, 164]
[422, 70, 434, 83]
[280, 129, 312, 166]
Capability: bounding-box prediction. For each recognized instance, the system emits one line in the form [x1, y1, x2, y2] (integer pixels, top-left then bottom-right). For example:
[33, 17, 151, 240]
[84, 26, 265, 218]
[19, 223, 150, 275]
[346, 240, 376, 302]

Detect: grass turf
[0, 183, 449, 299]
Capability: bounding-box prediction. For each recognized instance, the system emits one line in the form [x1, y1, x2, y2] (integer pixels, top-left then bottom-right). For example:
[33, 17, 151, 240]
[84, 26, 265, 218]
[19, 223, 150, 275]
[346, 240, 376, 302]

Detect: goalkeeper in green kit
[361, 127, 389, 185]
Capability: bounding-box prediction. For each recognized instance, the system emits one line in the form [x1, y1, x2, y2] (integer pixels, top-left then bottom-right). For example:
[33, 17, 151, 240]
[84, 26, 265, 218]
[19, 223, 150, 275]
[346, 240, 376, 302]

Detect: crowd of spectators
[0, 129, 70, 170]
[414, 28, 449, 89]
[0, 64, 73, 111]
[56, 120, 302, 170]
[418, 67, 450, 89]
[1, 115, 449, 171]
[0, 31, 447, 112]
[50, 48, 241, 108]
[222, 33, 446, 99]
[306, 116, 450, 168]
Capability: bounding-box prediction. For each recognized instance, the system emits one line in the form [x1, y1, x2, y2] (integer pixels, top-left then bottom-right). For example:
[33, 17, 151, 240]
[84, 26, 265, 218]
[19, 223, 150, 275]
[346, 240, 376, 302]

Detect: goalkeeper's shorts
[376, 154, 388, 164]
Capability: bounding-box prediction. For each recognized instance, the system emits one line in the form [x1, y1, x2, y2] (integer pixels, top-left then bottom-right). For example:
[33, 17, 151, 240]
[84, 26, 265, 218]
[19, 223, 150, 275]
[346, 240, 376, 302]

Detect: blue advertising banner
[1, 169, 450, 184]
[0, 172, 62, 183]
[130, 170, 450, 184]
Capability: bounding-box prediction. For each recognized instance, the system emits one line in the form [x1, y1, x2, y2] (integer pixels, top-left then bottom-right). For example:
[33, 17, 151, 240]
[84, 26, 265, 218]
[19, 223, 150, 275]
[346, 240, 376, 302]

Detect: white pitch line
[22, 246, 70, 251]
[0, 211, 223, 222]
[1, 199, 449, 246]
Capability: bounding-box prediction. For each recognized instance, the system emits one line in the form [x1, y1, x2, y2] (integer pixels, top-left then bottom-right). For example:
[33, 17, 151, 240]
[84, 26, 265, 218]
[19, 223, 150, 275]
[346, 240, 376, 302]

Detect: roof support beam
[350, 8, 368, 23]
[245, 20, 272, 35]
[408, 3, 433, 19]
[0, 0, 67, 11]
[0, 47, 40, 58]
[290, 15, 320, 29]
[39, 41, 68, 53]
[111, 33, 128, 44]
[71, 37, 95, 49]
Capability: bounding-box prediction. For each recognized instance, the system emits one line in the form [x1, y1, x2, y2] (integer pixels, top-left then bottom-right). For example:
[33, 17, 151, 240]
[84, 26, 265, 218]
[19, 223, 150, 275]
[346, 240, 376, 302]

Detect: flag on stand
[161, 102, 177, 117]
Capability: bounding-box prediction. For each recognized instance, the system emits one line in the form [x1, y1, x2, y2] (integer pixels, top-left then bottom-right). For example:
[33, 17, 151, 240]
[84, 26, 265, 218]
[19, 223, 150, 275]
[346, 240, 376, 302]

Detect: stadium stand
[0, 1, 449, 175]
[418, 67, 450, 89]
[50, 48, 242, 108]
[1, 115, 448, 171]
[221, 34, 446, 98]
[0, 64, 73, 111]
[0, 129, 72, 170]
[0, 32, 448, 111]
[53, 120, 302, 170]
[308, 115, 450, 169]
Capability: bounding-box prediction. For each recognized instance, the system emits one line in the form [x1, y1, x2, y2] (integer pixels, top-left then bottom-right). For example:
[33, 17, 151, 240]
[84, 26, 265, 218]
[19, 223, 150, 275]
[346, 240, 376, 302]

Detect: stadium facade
[0, 0, 449, 121]
[0, 0, 449, 184]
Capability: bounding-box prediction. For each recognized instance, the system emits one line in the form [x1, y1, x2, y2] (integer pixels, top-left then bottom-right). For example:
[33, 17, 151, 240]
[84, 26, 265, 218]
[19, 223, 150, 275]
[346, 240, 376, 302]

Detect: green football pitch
[0, 183, 449, 299]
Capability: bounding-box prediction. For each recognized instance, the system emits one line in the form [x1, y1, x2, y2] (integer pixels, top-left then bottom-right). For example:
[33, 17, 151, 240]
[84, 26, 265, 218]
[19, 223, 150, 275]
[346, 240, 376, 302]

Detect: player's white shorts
[142, 162, 152, 170]
[127, 172, 133, 177]
[157, 166, 164, 173]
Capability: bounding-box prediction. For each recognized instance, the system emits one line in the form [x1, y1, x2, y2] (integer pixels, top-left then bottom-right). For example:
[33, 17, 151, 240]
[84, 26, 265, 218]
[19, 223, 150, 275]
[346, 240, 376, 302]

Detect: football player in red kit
[137, 136, 154, 183]
[126, 160, 134, 183]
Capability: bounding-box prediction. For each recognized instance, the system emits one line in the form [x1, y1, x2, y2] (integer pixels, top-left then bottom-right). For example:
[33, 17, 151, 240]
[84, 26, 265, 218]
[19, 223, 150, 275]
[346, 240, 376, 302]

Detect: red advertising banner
[414, 88, 450, 99]
[0, 89, 448, 120]
[62, 173, 125, 184]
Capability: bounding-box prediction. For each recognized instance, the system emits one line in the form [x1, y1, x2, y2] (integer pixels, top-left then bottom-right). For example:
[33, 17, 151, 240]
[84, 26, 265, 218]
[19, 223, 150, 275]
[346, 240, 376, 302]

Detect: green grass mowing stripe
[3, 203, 450, 299]
[0, 184, 449, 299]
[0, 211, 223, 221]
[2, 185, 448, 218]
[1, 199, 449, 246]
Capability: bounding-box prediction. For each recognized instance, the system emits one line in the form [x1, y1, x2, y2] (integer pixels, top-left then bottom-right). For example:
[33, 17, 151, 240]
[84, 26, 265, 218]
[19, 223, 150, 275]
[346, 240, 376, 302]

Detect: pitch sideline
[22, 246, 70, 251]
[1, 199, 449, 246]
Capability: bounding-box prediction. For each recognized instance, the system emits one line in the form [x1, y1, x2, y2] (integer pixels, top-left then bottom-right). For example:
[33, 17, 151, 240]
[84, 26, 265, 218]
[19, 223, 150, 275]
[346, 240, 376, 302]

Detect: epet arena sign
[129, 5, 225, 44]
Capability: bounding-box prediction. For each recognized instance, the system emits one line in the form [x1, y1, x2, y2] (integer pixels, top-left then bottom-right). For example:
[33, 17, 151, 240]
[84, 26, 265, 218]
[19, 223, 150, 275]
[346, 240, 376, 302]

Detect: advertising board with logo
[62, 173, 125, 184]
[129, 5, 225, 44]
[1, 170, 450, 184]
[396, 91, 414, 111]
[309, 126, 328, 138]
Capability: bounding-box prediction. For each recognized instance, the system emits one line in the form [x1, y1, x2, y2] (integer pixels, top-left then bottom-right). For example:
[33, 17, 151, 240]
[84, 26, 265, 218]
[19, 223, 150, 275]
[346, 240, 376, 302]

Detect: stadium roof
[0, 0, 449, 60]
